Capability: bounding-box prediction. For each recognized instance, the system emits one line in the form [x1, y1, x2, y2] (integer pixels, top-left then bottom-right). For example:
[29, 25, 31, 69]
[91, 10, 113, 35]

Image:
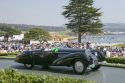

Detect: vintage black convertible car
[15, 48, 105, 74]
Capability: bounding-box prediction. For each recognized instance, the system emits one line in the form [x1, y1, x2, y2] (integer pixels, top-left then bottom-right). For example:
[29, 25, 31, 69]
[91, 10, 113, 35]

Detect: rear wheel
[42, 65, 50, 69]
[24, 64, 34, 69]
[73, 59, 87, 74]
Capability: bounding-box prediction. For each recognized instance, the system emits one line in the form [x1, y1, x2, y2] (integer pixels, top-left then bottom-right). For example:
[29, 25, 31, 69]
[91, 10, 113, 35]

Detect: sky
[0, 0, 125, 26]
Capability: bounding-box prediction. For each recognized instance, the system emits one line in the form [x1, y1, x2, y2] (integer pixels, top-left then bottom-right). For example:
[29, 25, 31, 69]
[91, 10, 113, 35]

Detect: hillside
[0, 23, 67, 32]
[0, 23, 125, 32]
[103, 23, 125, 32]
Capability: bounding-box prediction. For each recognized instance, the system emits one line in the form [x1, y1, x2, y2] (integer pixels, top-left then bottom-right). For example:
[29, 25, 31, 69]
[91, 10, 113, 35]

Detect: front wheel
[24, 64, 34, 69]
[73, 59, 87, 75]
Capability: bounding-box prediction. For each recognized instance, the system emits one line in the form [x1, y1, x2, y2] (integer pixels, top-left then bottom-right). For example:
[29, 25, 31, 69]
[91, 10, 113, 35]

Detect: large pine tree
[62, 0, 103, 43]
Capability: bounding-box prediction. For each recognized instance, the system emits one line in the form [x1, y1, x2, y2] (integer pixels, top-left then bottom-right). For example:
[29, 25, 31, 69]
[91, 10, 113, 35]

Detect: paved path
[0, 59, 125, 83]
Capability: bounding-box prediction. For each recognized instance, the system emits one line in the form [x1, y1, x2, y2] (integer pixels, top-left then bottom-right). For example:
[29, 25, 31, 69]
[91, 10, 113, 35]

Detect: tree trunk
[78, 32, 81, 43]
[4, 36, 9, 42]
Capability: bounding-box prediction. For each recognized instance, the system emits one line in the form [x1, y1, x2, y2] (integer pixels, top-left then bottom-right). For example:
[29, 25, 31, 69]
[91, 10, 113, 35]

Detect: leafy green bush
[0, 52, 19, 56]
[106, 57, 125, 64]
[0, 53, 8, 56]
[0, 68, 95, 83]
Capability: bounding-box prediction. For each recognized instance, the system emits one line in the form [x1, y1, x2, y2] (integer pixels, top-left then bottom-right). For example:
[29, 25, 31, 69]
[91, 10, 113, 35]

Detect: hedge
[0, 68, 95, 83]
[0, 52, 19, 56]
[106, 57, 125, 64]
[113, 44, 125, 47]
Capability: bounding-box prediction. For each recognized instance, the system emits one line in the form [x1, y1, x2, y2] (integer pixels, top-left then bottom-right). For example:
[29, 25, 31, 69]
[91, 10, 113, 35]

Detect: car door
[32, 51, 44, 65]
[38, 51, 55, 65]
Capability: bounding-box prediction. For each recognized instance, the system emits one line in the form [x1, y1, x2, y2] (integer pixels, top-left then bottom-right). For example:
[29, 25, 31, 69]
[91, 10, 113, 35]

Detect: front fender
[53, 52, 88, 66]
[96, 50, 106, 61]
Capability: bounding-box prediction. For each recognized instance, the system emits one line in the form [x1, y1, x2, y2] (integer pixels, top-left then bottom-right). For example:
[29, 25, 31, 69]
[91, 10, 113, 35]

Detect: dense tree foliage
[0, 31, 5, 36]
[62, 0, 103, 43]
[24, 28, 51, 43]
[0, 25, 21, 42]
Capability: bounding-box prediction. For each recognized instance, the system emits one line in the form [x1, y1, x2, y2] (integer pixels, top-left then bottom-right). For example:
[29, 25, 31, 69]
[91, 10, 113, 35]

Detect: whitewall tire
[73, 59, 87, 74]
[24, 64, 34, 69]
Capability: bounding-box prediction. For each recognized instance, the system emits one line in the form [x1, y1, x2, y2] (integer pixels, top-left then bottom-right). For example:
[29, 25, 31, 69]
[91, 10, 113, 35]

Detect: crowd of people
[103, 46, 125, 57]
[0, 42, 81, 52]
[0, 42, 52, 53]
[0, 42, 125, 57]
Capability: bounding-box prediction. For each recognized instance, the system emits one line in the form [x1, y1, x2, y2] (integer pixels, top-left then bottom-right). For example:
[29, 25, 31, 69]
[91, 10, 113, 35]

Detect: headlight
[95, 52, 98, 56]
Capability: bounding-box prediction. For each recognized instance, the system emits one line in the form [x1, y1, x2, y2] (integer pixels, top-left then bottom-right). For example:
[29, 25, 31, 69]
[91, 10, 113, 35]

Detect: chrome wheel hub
[74, 61, 84, 73]
[25, 64, 32, 67]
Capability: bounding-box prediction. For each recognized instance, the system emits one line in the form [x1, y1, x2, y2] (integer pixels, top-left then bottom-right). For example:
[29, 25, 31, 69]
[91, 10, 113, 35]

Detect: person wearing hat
[85, 42, 98, 64]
